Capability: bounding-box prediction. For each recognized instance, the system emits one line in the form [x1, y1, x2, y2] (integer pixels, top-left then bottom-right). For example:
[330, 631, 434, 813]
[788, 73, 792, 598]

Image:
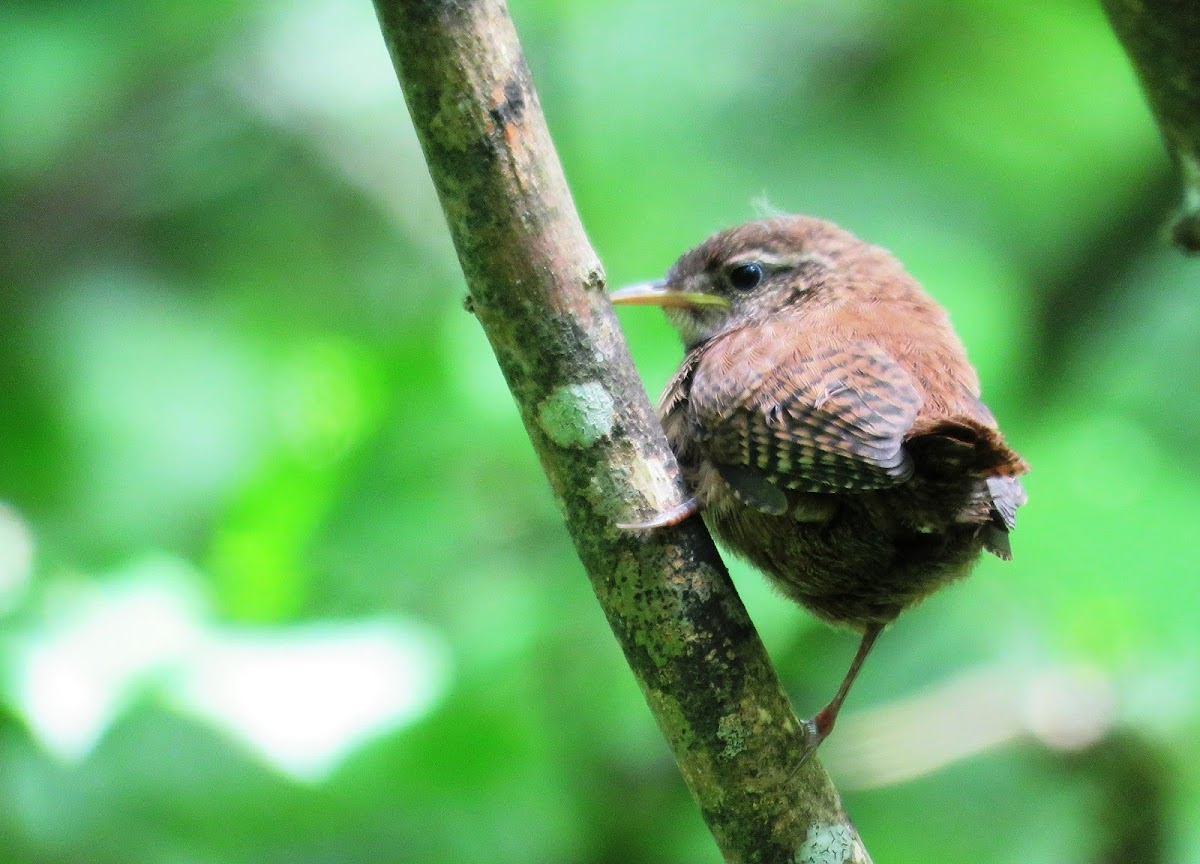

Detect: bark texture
[371, 1, 870, 861]
[1101, 0, 1200, 252]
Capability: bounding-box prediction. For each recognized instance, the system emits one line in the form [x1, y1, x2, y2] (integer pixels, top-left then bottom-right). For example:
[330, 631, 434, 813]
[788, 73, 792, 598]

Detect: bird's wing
[690, 322, 921, 499]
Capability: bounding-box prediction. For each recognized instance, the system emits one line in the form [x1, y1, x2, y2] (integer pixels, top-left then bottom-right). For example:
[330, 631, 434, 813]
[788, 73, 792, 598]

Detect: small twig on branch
[371, 0, 870, 861]
[1101, 0, 1200, 253]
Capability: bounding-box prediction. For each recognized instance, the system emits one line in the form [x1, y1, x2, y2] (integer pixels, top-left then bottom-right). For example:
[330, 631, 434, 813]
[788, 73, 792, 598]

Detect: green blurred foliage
[1, 0, 1198, 861]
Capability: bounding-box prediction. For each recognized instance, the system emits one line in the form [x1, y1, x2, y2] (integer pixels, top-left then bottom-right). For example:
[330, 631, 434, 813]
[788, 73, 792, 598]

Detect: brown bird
[611, 215, 1028, 760]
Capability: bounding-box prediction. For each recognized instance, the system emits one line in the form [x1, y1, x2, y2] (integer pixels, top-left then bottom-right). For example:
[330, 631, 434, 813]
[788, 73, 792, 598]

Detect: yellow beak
[609, 281, 730, 309]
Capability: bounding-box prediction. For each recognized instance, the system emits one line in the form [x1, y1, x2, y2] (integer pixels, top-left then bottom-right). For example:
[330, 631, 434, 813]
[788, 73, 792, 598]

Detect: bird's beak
[610, 281, 730, 310]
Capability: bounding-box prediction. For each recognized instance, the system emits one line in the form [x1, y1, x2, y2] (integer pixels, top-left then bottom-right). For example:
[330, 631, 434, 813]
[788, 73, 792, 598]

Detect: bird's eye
[728, 262, 764, 291]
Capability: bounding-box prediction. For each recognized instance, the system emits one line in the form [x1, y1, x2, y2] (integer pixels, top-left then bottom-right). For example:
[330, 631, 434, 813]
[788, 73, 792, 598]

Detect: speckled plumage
[613, 215, 1028, 754]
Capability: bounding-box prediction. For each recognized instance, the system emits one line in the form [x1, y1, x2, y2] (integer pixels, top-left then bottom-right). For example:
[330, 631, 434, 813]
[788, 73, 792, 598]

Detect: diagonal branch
[371, 0, 871, 861]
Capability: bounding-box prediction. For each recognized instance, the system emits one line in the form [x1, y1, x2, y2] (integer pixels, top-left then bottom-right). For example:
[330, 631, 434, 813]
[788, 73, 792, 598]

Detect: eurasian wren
[611, 216, 1028, 759]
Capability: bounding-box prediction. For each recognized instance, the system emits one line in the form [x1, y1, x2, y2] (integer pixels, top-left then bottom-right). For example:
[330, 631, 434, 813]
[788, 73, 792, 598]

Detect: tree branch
[1101, 0, 1200, 252]
[371, 1, 870, 861]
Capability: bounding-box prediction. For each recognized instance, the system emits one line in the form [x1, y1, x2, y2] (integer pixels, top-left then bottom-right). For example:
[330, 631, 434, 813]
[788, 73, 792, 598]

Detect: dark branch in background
[1020, 167, 1176, 404]
[1101, 0, 1200, 253]
[371, 1, 870, 862]
[1065, 734, 1172, 864]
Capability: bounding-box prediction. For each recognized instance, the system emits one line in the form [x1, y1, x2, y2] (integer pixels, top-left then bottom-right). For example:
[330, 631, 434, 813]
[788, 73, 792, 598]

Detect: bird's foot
[617, 497, 700, 530]
[791, 622, 883, 772]
[795, 707, 836, 769]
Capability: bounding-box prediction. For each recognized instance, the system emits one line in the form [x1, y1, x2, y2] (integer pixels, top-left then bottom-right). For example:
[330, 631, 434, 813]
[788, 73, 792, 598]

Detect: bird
[610, 215, 1028, 761]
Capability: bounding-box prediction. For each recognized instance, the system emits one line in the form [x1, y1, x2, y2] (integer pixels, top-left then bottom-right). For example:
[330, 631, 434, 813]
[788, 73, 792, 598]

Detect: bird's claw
[617, 497, 700, 530]
[792, 713, 832, 773]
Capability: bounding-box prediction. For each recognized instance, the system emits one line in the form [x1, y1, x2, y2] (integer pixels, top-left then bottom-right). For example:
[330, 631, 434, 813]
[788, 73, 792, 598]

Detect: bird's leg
[617, 497, 700, 530]
[798, 622, 884, 763]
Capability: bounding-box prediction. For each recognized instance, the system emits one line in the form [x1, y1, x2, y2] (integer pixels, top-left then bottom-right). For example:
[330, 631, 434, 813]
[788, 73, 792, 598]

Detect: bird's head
[611, 216, 910, 348]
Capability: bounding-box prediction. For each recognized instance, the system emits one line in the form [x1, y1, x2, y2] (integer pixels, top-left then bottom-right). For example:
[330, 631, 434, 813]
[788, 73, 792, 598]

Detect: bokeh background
[2, 0, 1198, 861]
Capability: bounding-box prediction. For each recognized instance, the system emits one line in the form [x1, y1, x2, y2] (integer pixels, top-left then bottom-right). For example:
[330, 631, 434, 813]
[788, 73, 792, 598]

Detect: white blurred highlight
[7, 559, 449, 780]
[12, 560, 206, 760]
[1022, 665, 1116, 751]
[824, 663, 1118, 790]
[171, 621, 446, 781]
[0, 502, 34, 610]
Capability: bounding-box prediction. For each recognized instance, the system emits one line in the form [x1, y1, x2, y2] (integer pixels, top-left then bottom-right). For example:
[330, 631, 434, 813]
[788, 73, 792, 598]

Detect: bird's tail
[905, 416, 1028, 479]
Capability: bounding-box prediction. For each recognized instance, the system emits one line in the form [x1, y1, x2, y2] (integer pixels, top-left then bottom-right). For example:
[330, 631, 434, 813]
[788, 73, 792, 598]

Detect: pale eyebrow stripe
[726, 251, 834, 270]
